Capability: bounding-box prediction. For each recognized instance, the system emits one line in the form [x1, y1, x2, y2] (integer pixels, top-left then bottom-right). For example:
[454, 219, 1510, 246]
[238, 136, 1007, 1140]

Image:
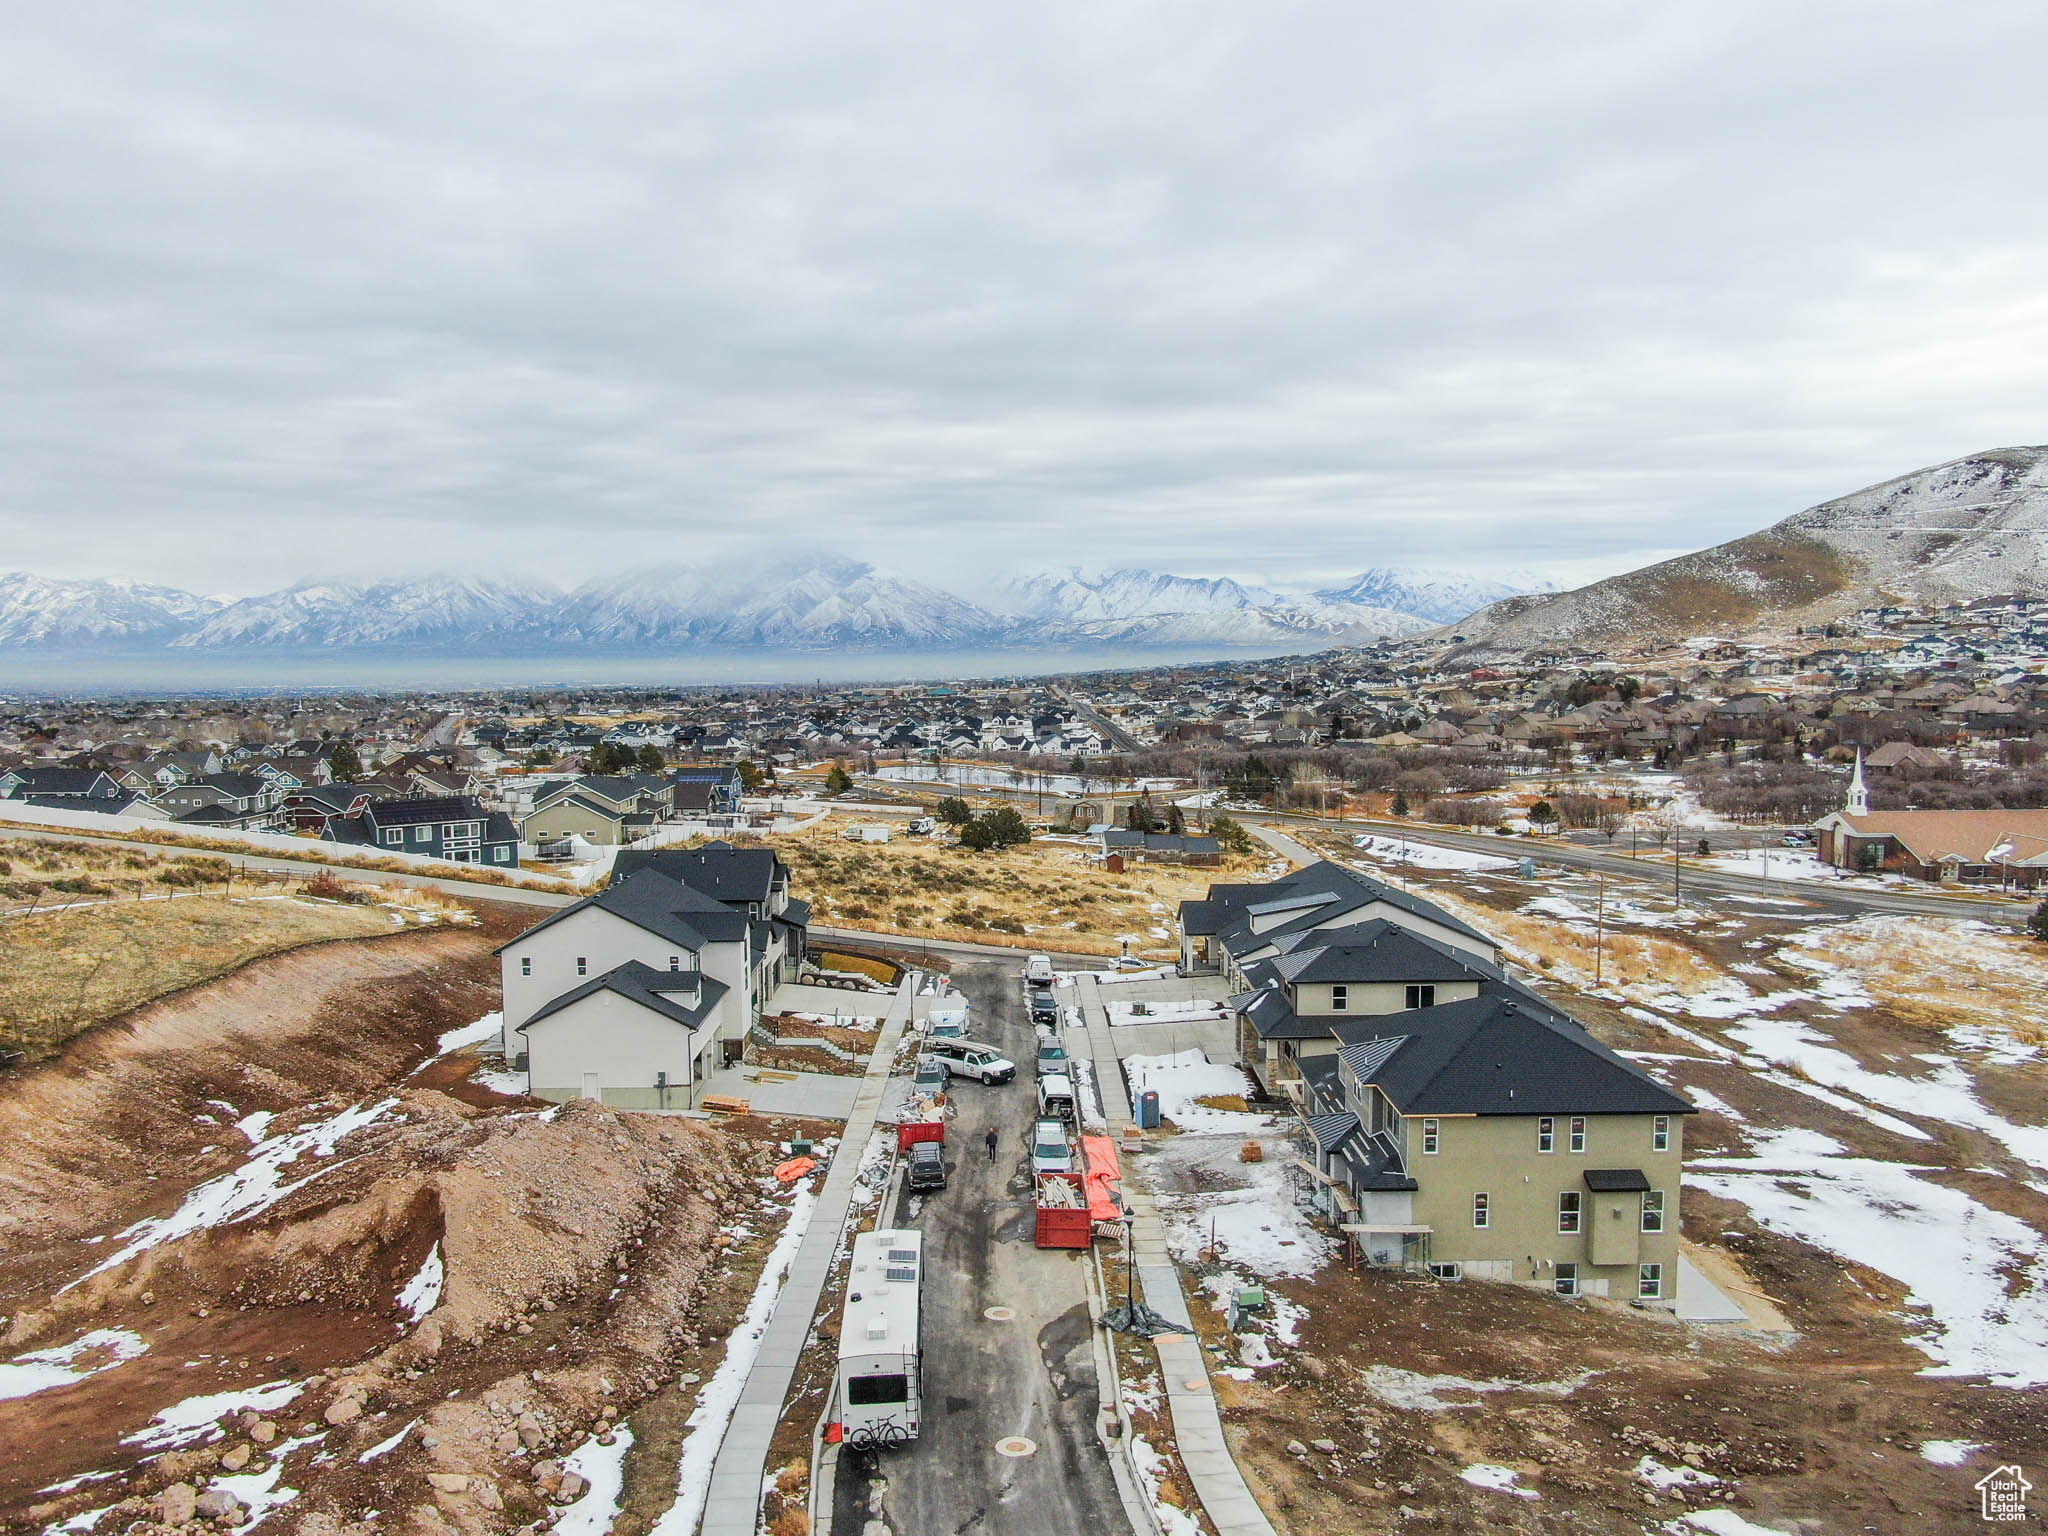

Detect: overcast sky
[3, 2, 2046, 598]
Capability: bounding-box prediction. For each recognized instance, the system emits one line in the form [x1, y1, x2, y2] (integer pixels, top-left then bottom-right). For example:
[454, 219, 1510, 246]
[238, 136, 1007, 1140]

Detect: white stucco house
[496, 842, 810, 1108]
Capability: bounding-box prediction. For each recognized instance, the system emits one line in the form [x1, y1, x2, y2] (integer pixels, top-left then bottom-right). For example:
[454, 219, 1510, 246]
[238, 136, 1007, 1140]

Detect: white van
[1025, 954, 1055, 987]
[1037, 1073, 1076, 1122]
[925, 1003, 970, 1040]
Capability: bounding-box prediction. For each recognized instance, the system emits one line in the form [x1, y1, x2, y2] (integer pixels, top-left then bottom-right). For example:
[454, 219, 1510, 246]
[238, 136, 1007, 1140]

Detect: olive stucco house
[1293, 992, 1691, 1300]
[496, 842, 809, 1107]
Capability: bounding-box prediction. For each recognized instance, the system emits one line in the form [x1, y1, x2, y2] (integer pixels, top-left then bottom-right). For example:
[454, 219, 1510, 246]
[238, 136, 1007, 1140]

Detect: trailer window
[847, 1374, 908, 1406]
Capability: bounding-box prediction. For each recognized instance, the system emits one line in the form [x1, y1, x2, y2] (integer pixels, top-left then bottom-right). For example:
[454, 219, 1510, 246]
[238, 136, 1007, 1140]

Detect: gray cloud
[2, 1, 2045, 596]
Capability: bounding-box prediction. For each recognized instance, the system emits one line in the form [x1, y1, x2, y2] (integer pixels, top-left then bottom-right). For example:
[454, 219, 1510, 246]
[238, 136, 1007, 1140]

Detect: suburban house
[1099, 828, 1223, 866]
[327, 794, 521, 865]
[1178, 860, 1500, 983]
[1293, 992, 1692, 1300]
[519, 774, 675, 850]
[277, 782, 395, 834]
[670, 766, 745, 815]
[0, 767, 124, 801]
[495, 843, 810, 1107]
[1231, 918, 1512, 1090]
[153, 772, 285, 829]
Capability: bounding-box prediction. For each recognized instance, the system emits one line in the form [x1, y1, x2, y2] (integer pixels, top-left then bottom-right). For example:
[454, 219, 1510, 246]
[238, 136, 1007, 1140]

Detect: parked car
[1037, 1072, 1076, 1122]
[1030, 1117, 1073, 1176]
[1782, 830, 1815, 847]
[1025, 953, 1055, 987]
[907, 1140, 947, 1191]
[1028, 991, 1059, 1027]
[925, 1038, 1016, 1084]
[1034, 1041, 1068, 1077]
[911, 1055, 947, 1095]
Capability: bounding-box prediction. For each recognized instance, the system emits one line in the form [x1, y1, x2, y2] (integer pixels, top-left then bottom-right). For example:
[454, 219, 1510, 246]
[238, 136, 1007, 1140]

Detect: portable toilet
[1517, 856, 1536, 879]
[1135, 1090, 1161, 1129]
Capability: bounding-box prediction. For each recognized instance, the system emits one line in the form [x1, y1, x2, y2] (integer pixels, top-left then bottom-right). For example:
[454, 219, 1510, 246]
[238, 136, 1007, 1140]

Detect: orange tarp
[1079, 1135, 1124, 1223]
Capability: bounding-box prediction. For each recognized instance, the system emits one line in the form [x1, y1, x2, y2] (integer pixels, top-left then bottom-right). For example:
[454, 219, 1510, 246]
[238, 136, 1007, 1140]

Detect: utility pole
[1673, 840, 1681, 911]
[1594, 874, 1607, 987]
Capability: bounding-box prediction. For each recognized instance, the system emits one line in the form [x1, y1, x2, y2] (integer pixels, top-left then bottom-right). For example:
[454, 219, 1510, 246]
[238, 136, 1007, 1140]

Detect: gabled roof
[1330, 994, 1692, 1117]
[495, 865, 747, 956]
[1267, 920, 1506, 986]
[1186, 860, 1493, 957]
[368, 794, 490, 828]
[610, 843, 782, 905]
[519, 960, 728, 1034]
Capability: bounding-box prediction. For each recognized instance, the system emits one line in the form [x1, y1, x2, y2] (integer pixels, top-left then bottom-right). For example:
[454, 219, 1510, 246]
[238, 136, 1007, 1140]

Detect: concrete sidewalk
[1073, 973, 1278, 1536]
[694, 973, 915, 1536]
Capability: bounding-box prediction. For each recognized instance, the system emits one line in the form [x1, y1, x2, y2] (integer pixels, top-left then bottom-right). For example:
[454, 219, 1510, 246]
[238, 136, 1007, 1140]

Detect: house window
[493, 847, 509, 862]
[1428, 1262, 1462, 1281]
[1641, 1190, 1666, 1233]
[1555, 1262, 1579, 1297]
[576, 956, 588, 977]
[1537, 1116, 1555, 1153]
[1558, 1192, 1582, 1234]
[520, 957, 531, 977]
[1421, 1118, 1440, 1155]
[1569, 1116, 1587, 1153]
[1330, 984, 1348, 1011]
[1639, 1263, 1663, 1299]
[413, 825, 430, 843]
[1472, 1192, 1489, 1228]
[669, 955, 681, 971]
[1653, 1115, 1670, 1152]
[1405, 983, 1437, 1009]
[384, 830, 401, 846]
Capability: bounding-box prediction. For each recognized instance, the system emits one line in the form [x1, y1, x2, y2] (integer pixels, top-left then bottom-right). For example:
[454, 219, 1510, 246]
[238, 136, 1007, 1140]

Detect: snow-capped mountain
[557, 556, 1007, 648]
[172, 577, 556, 648]
[0, 572, 225, 647]
[1313, 567, 1552, 626]
[1449, 446, 2048, 654]
[1004, 568, 1282, 623]
[1058, 600, 1429, 646]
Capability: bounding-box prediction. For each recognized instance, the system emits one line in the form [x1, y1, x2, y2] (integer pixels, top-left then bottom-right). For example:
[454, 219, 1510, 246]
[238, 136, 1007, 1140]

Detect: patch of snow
[357, 1418, 417, 1462]
[553, 1427, 635, 1536]
[1354, 835, 1513, 872]
[472, 1068, 529, 1096]
[427, 1010, 504, 1061]
[208, 1434, 318, 1527]
[1362, 1365, 1592, 1412]
[122, 1379, 305, 1449]
[234, 1111, 275, 1143]
[0, 1329, 148, 1401]
[1919, 1439, 1984, 1466]
[68, 1098, 400, 1290]
[1103, 999, 1229, 1028]
[1679, 1085, 1747, 1124]
[1663, 1512, 1799, 1536]
[1123, 1050, 1273, 1135]
[1636, 1456, 1721, 1490]
[396, 1243, 443, 1323]
[1459, 1462, 1536, 1498]
[1126, 1432, 1203, 1536]
[1688, 1129, 2048, 1386]
[647, 1181, 817, 1536]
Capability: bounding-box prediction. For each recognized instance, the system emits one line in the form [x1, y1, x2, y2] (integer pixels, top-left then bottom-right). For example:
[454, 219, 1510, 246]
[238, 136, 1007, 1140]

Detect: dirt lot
[1196, 829, 2048, 1531]
[775, 823, 1271, 958]
[0, 899, 829, 1536]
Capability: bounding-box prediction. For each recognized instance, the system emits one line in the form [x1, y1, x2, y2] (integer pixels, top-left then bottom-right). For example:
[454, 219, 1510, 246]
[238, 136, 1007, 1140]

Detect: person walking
[984, 1126, 1000, 1163]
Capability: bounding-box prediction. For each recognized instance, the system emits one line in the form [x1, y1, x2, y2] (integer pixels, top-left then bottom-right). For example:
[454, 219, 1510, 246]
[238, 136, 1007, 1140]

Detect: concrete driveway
[834, 957, 1133, 1536]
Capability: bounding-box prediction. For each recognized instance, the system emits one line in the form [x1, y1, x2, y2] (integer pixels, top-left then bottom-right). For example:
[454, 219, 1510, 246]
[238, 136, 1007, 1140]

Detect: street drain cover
[983, 1306, 1017, 1322]
[995, 1437, 1036, 1458]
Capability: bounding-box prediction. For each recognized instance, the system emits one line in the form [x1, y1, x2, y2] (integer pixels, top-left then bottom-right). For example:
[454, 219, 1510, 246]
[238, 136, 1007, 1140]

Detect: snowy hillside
[1005, 568, 1281, 622]
[0, 573, 224, 647]
[174, 578, 556, 648]
[1313, 567, 1550, 626]
[1449, 446, 2048, 654]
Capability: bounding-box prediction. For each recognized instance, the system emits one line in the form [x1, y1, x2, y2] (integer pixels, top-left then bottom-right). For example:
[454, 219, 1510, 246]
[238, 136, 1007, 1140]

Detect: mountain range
[1446, 446, 2048, 655]
[0, 559, 1539, 655]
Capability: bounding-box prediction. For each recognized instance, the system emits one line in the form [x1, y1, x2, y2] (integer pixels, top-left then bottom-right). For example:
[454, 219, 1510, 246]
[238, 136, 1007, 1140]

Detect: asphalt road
[0, 824, 576, 909]
[835, 958, 1130, 1536]
[1252, 810, 2027, 923]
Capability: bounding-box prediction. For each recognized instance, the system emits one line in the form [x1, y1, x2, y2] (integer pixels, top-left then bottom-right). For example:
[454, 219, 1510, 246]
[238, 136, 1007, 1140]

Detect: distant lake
[0, 642, 1316, 696]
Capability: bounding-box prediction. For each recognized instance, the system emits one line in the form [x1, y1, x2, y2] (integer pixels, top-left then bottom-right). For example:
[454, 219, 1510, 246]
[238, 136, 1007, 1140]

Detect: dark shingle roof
[519, 960, 728, 1035]
[1331, 994, 1693, 1117]
[1182, 861, 1493, 958]
[496, 865, 746, 956]
[1584, 1168, 1651, 1192]
[369, 795, 490, 828]
[610, 843, 781, 905]
[1268, 920, 1506, 986]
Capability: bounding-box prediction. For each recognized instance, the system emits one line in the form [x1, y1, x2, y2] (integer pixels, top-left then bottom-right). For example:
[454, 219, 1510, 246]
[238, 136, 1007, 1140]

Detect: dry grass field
[773, 824, 1270, 956]
[1789, 913, 2048, 1043]
[0, 838, 431, 1062]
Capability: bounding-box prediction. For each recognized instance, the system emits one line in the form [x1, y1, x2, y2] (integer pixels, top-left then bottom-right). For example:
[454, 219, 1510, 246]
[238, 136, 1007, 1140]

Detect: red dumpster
[1034, 1171, 1092, 1248]
[898, 1119, 945, 1154]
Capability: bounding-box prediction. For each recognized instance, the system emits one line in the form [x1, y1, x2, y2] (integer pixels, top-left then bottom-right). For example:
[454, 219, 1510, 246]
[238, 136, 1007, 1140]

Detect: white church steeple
[1846, 747, 1869, 817]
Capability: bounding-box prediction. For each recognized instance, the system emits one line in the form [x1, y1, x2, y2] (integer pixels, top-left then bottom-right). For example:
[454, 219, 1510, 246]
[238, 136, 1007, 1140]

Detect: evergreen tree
[2029, 898, 2048, 943]
[636, 743, 666, 773]
[935, 796, 973, 825]
[328, 741, 363, 782]
[824, 762, 853, 795]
